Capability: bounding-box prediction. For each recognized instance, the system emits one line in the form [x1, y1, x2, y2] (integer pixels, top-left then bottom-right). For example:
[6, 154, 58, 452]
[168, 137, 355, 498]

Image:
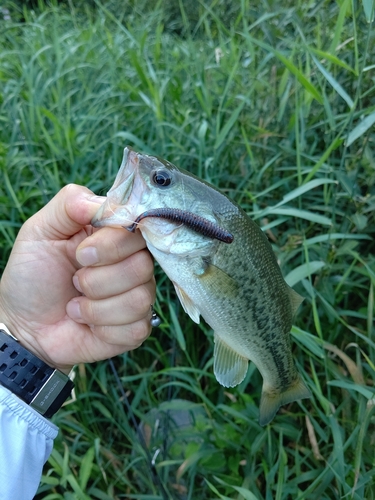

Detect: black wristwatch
[0, 324, 74, 418]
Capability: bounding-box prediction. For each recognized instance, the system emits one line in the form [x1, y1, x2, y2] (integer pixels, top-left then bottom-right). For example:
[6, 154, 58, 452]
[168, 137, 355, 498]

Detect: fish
[91, 147, 311, 425]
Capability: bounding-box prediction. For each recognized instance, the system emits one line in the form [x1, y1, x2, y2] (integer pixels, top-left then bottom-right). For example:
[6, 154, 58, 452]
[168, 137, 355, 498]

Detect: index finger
[76, 226, 147, 266]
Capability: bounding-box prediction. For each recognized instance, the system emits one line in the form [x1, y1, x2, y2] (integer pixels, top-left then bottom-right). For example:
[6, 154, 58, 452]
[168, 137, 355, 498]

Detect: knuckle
[129, 319, 151, 345]
[78, 270, 100, 299]
[82, 299, 100, 324]
[106, 236, 125, 262]
[130, 250, 154, 283]
[91, 324, 112, 344]
[131, 285, 154, 315]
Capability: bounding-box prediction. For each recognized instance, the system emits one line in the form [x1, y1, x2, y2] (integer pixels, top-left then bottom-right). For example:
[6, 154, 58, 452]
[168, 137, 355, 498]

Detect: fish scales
[181, 213, 295, 388]
[92, 147, 311, 425]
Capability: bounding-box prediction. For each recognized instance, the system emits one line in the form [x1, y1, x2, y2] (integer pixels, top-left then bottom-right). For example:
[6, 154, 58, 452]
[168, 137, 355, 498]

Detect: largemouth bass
[92, 147, 311, 425]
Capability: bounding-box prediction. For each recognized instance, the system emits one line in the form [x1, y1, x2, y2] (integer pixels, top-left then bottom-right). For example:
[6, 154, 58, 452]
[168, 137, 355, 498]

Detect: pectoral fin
[197, 262, 239, 299]
[173, 282, 200, 324]
[213, 334, 248, 387]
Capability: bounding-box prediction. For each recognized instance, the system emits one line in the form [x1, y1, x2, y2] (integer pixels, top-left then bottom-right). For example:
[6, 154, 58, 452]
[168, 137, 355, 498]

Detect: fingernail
[88, 194, 106, 204]
[66, 299, 82, 321]
[72, 275, 83, 293]
[77, 246, 99, 266]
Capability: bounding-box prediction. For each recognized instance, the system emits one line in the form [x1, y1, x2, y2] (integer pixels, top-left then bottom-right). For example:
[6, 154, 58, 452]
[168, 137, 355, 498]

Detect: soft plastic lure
[125, 208, 234, 244]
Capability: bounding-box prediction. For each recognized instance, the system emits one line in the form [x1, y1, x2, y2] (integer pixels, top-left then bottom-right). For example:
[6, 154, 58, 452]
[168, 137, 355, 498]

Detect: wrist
[0, 324, 74, 418]
[0, 302, 73, 375]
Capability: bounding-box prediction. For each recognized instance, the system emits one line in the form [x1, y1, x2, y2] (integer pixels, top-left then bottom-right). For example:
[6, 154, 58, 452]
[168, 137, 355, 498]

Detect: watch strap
[0, 327, 74, 418]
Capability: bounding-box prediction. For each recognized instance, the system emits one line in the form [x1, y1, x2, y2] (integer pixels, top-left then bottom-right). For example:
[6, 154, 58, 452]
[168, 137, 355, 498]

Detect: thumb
[22, 184, 106, 241]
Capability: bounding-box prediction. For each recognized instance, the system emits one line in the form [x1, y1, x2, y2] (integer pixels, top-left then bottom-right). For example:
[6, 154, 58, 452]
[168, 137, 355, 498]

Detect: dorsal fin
[288, 286, 304, 316]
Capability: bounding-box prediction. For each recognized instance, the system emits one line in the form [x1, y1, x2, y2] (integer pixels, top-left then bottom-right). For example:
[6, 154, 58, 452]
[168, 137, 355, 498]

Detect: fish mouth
[91, 197, 131, 228]
[91, 147, 138, 228]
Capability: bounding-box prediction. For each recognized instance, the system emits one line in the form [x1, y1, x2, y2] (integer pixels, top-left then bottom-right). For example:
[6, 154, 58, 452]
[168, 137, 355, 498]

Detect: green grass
[1, 0, 375, 498]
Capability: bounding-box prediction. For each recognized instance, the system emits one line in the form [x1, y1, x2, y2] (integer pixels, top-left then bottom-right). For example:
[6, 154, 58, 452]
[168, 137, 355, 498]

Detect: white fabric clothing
[0, 385, 58, 500]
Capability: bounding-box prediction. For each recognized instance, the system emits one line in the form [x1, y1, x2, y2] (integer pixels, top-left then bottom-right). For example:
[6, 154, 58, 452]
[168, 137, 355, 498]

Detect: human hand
[0, 184, 155, 374]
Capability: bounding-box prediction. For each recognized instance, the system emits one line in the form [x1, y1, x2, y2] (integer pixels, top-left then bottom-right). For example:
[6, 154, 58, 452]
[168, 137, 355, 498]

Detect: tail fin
[259, 376, 311, 426]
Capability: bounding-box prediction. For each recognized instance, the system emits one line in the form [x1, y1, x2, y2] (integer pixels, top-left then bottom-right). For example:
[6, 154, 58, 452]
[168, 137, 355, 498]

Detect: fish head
[92, 147, 226, 255]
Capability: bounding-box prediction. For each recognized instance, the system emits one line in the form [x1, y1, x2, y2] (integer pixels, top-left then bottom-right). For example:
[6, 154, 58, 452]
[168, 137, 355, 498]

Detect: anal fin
[214, 334, 248, 387]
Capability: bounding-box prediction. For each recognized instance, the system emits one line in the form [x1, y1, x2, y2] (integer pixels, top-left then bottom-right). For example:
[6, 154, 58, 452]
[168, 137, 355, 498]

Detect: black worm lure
[125, 208, 234, 244]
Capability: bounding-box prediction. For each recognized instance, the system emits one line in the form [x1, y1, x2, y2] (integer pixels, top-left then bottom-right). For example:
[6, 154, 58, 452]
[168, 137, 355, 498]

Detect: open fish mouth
[90, 172, 134, 228]
[91, 148, 138, 228]
[125, 207, 234, 243]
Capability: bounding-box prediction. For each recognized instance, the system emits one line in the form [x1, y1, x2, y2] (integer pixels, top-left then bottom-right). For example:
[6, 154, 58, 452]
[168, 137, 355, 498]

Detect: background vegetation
[1, 0, 375, 498]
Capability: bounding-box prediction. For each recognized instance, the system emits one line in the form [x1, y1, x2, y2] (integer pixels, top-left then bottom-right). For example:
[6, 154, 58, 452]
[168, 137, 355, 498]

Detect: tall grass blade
[285, 261, 325, 287]
[311, 55, 354, 108]
[303, 137, 343, 183]
[255, 207, 332, 226]
[243, 35, 323, 103]
[214, 100, 246, 150]
[362, 0, 375, 21]
[272, 179, 337, 208]
[346, 111, 375, 146]
[310, 47, 357, 74]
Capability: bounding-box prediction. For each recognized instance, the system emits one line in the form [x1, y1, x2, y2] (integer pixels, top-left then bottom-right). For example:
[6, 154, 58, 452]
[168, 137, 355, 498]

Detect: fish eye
[152, 170, 172, 187]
